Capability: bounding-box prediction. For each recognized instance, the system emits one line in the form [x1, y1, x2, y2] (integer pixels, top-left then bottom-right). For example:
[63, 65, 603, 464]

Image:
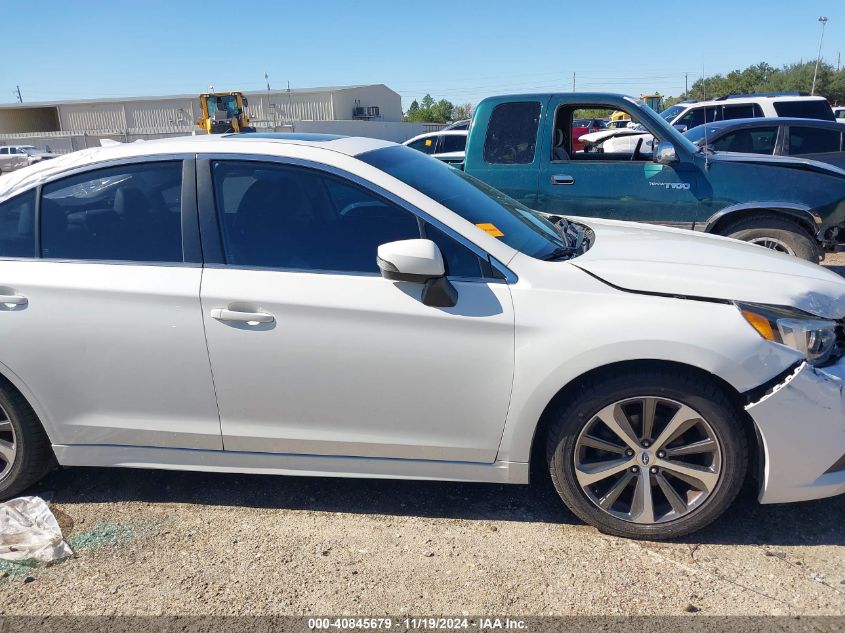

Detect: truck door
[537, 99, 705, 228]
[463, 99, 544, 209]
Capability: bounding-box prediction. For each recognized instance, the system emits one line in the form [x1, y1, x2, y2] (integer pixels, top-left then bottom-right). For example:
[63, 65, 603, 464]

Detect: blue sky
[3, 1, 842, 109]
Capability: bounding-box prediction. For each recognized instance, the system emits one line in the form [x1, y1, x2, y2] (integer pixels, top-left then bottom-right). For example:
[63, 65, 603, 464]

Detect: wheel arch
[525, 359, 761, 485]
[703, 202, 820, 237]
[0, 361, 58, 445]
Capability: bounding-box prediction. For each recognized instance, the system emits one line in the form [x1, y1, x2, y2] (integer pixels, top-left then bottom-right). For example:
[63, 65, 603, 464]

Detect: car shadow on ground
[35, 465, 845, 547]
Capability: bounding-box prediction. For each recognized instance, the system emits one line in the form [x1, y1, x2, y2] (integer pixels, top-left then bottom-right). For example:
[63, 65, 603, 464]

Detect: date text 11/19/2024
[307, 617, 528, 630]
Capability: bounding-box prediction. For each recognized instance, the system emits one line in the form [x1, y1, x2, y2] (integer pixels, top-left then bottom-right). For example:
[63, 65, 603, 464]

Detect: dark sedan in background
[684, 118, 845, 169]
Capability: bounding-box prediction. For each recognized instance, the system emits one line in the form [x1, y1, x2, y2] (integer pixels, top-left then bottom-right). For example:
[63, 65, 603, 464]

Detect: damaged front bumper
[746, 358, 845, 504]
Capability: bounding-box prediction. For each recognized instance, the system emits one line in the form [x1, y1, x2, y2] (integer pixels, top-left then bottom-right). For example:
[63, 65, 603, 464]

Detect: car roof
[403, 130, 468, 144]
[681, 95, 829, 109]
[0, 133, 398, 203]
[689, 117, 845, 131]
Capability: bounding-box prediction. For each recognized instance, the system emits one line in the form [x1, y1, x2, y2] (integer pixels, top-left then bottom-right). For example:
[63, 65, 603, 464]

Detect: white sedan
[578, 126, 654, 154]
[403, 130, 467, 164]
[0, 133, 843, 540]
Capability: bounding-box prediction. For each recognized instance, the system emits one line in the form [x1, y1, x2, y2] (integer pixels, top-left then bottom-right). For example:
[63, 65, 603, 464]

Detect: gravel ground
[0, 254, 843, 617]
[823, 251, 845, 276]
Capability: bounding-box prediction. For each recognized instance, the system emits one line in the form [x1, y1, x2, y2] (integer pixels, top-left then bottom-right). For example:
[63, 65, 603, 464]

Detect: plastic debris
[0, 496, 72, 563]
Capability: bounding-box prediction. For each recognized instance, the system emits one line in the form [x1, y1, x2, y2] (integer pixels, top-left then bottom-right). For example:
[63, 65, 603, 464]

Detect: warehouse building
[0, 84, 418, 153]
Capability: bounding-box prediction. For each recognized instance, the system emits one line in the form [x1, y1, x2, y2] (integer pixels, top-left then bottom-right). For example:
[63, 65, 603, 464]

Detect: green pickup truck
[461, 93, 845, 261]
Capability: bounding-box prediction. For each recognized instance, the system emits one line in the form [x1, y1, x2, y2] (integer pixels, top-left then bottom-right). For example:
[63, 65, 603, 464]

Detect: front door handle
[0, 294, 27, 307]
[210, 308, 275, 324]
[551, 174, 575, 185]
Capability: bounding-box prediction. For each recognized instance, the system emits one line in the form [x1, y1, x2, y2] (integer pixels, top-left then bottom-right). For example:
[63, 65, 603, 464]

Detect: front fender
[496, 281, 802, 463]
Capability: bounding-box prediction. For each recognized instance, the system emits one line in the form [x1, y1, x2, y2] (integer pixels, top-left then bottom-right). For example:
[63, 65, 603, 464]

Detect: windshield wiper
[541, 246, 578, 261]
[545, 215, 572, 244]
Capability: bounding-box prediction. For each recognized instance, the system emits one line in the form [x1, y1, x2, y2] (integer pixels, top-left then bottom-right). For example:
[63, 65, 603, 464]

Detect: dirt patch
[0, 468, 842, 615]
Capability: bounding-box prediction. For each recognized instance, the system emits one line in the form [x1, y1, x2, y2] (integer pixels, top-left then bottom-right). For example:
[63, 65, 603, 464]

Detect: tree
[430, 99, 454, 122]
[404, 94, 461, 123]
[420, 94, 435, 111]
[683, 60, 845, 103]
[452, 103, 473, 120]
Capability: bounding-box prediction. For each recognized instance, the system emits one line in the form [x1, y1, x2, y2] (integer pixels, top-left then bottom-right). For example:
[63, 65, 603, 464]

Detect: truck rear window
[773, 100, 835, 121]
[483, 102, 541, 165]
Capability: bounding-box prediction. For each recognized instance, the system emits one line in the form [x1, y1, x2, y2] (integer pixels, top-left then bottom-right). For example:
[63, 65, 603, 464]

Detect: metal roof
[0, 84, 395, 109]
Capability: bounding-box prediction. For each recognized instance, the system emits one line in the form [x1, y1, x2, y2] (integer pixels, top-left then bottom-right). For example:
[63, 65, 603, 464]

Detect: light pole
[811, 16, 828, 96]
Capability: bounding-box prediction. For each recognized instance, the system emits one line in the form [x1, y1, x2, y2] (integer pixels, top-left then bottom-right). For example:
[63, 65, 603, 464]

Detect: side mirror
[242, 97, 249, 107]
[655, 141, 679, 165]
[377, 239, 457, 308]
[673, 124, 688, 133]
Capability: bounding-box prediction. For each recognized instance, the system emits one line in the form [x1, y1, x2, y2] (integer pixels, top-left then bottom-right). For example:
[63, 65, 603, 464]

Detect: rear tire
[545, 368, 747, 540]
[0, 383, 54, 500]
[722, 215, 821, 262]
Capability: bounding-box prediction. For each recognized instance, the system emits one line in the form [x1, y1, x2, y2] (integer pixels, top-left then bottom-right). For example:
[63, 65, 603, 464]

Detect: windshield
[659, 104, 686, 121]
[208, 95, 239, 117]
[358, 145, 568, 260]
[683, 124, 724, 146]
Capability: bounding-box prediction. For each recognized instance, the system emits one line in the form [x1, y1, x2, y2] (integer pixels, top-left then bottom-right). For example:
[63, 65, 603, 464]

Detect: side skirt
[52, 444, 530, 484]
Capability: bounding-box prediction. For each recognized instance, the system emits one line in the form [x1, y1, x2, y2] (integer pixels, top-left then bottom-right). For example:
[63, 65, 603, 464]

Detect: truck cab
[463, 93, 845, 261]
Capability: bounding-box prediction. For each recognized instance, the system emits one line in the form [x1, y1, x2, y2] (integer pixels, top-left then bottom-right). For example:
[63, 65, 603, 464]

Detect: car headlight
[737, 302, 838, 365]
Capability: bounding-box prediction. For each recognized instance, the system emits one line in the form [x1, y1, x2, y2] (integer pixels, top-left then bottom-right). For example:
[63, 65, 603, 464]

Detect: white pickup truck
[0, 145, 57, 174]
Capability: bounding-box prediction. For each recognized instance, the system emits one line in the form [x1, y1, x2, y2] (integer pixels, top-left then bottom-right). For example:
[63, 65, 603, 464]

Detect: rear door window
[483, 101, 541, 164]
[711, 126, 778, 154]
[440, 134, 467, 153]
[722, 104, 763, 120]
[40, 161, 184, 262]
[0, 190, 36, 258]
[789, 127, 843, 154]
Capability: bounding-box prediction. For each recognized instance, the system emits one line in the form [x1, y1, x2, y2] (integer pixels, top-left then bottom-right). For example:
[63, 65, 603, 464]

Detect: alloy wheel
[747, 236, 795, 255]
[573, 397, 722, 525]
[0, 402, 16, 481]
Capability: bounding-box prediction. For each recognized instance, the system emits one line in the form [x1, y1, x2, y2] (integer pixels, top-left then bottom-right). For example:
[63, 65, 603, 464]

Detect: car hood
[579, 128, 648, 144]
[572, 217, 845, 319]
[706, 151, 845, 178]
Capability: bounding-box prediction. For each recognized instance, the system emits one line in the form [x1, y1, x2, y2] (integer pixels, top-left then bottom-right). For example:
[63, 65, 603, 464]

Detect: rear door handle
[551, 174, 575, 185]
[210, 308, 274, 324]
[0, 294, 27, 307]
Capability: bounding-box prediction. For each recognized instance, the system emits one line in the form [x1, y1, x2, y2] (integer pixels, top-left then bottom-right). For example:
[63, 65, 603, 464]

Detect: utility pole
[572, 72, 575, 92]
[14, 85, 22, 103]
[287, 81, 292, 126]
[811, 16, 829, 96]
[684, 73, 688, 95]
[265, 72, 272, 129]
[838, 51, 841, 72]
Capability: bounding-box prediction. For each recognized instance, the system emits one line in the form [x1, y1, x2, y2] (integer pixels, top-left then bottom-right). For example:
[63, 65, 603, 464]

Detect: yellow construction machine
[197, 92, 256, 134]
[640, 92, 664, 112]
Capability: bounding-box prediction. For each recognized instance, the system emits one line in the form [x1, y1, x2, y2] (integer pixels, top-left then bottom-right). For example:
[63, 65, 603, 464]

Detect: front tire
[722, 215, 821, 262]
[546, 369, 747, 540]
[0, 383, 54, 500]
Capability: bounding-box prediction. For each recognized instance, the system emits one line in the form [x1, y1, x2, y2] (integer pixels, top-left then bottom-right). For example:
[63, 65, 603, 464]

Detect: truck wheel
[0, 382, 54, 500]
[545, 368, 747, 540]
[722, 216, 821, 262]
